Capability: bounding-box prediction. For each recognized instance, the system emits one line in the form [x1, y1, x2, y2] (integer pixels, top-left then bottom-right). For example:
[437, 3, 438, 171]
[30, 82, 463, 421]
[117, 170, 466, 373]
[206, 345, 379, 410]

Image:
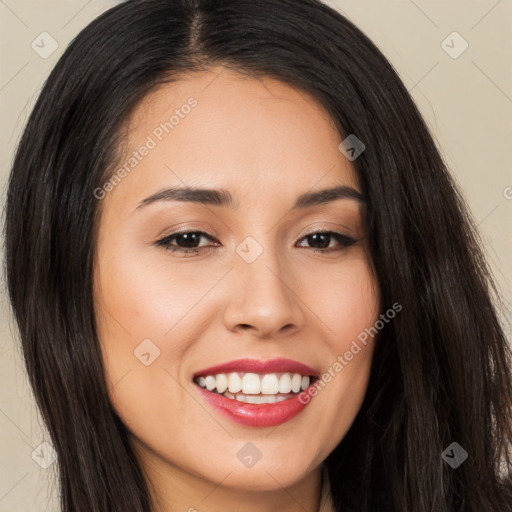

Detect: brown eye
[169, 232, 204, 248]
[296, 231, 356, 253]
[156, 231, 218, 254]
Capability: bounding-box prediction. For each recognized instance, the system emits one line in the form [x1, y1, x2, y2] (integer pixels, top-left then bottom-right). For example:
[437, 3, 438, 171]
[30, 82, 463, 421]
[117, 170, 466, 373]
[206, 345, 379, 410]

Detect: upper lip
[193, 358, 320, 378]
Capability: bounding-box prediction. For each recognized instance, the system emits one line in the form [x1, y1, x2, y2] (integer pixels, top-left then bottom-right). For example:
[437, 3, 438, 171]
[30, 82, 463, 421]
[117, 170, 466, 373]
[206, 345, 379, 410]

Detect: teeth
[228, 372, 242, 393]
[278, 373, 292, 393]
[261, 374, 279, 394]
[244, 394, 277, 404]
[205, 375, 216, 391]
[214, 391, 285, 404]
[196, 372, 313, 395]
[291, 373, 302, 393]
[216, 373, 228, 394]
[241, 373, 261, 394]
[235, 393, 290, 404]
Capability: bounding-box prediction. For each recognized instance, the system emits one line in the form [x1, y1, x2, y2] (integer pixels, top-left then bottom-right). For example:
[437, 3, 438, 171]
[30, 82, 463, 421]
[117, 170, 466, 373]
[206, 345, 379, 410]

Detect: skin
[93, 65, 381, 512]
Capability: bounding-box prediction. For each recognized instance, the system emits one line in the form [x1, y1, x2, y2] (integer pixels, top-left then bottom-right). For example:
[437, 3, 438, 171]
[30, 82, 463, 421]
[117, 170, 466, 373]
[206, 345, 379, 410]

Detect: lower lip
[195, 386, 313, 427]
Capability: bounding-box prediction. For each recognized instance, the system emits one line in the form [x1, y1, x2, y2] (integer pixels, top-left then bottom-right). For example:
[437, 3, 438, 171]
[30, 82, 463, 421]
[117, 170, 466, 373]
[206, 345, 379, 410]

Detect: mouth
[194, 371, 315, 403]
[192, 358, 319, 427]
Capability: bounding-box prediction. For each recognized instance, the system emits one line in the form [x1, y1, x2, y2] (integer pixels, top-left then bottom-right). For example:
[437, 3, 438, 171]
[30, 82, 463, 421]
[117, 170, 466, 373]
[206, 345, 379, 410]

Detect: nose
[223, 249, 305, 340]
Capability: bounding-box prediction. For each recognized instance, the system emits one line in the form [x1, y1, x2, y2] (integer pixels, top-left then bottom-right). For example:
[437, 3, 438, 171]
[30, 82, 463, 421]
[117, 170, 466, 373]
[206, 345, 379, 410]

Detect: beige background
[1, 1, 511, 510]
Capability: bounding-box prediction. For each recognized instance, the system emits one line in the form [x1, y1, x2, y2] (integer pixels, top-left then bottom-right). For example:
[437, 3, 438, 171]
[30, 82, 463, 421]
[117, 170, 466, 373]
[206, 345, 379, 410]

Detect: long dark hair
[4, 0, 512, 510]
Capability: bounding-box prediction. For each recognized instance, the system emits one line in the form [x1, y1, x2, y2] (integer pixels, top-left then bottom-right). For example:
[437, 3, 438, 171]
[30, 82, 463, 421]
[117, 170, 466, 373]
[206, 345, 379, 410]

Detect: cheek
[303, 254, 380, 350]
[93, 243, 220, 432]
[300, 255, 379, 415]
[94, 238, 216, 349]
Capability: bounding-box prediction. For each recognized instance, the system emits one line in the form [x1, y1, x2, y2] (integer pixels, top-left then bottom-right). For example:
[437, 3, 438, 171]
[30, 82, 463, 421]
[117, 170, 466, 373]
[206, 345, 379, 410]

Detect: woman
[4, 0, 512, 511]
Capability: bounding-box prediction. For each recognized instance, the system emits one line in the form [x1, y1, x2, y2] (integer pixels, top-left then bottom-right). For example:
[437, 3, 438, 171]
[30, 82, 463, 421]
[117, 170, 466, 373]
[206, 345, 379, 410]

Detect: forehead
[106, 66, 360, 211]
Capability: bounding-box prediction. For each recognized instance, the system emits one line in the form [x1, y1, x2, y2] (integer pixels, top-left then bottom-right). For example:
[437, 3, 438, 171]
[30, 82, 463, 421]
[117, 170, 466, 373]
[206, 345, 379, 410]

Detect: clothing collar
[318, 463, 335, 512]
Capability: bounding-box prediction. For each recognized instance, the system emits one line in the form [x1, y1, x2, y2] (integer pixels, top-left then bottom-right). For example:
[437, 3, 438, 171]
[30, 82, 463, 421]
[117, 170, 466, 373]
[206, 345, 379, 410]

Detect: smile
[194, 372, 312, 403]
[193, 358, 319, 427]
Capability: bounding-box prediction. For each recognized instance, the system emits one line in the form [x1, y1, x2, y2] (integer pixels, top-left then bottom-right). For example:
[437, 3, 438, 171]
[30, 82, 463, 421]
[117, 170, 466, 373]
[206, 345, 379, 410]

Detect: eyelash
[155, 229, 357, 256]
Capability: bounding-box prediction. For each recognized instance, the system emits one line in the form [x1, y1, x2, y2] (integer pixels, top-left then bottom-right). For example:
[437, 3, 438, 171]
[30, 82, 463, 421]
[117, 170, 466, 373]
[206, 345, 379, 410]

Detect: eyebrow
[135, 184, 366, 211]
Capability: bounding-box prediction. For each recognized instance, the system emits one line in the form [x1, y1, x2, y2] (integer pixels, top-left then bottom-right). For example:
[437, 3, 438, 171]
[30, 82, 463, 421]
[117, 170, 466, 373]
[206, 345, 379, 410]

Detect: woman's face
[94, 66, 380, 499]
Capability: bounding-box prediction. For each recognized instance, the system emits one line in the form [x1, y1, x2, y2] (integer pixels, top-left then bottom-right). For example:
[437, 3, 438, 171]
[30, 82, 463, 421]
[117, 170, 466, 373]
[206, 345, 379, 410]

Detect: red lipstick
[193, 357, 320, 378]
[193, 358, 319, 427]
[195, 387, 313, 427]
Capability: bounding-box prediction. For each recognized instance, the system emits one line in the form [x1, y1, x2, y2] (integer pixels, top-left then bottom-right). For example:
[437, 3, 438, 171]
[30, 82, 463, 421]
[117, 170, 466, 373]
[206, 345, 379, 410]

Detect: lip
[193, 357, 320, 378]
[192, 358, 319, 427]
[195, 386, 314, 427]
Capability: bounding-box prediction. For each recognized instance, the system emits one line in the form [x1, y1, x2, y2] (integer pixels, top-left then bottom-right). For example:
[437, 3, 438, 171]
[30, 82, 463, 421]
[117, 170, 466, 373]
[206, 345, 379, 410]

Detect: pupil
[177, 232, 200, 247]
[310, 233, 329, 248]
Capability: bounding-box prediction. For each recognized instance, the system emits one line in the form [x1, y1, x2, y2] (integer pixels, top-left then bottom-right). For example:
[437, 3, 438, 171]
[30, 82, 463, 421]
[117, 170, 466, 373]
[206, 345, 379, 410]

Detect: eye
[296, 231, 357, 253]
[155, 230, 219, 257]
[155, 229, 357, 257]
